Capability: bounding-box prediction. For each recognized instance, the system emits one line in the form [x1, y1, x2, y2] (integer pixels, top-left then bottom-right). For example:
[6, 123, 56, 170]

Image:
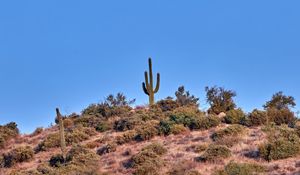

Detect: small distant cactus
[56, 108, 66, 159]
[142, 58, 160, 105]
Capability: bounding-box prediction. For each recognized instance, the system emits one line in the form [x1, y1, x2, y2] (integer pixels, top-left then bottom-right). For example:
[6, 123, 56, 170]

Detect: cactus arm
[144, 71, 149, 88]
[154, 73, 160, 93]
[142, 82, 149, 95]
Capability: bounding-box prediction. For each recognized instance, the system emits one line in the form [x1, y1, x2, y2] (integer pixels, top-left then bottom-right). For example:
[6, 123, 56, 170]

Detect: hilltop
[1, 86, 300, 175]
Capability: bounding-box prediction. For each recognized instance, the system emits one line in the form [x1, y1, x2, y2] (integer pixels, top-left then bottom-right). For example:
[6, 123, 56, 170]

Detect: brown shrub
[197, 144, 231, 162]
[3, 146, 34, 168]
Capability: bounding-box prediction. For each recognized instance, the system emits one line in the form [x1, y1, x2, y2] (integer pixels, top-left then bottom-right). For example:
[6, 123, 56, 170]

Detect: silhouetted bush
[82, 93, 135, 119]
[175, 86, 199, 107]
[264, 91, 296, 110]
[0, 122, 19, 148]
[30, 127, 44, 137]
[205, 86, 236, 114]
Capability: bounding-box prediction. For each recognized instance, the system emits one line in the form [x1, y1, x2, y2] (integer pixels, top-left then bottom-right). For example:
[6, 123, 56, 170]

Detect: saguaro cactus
[142, 58, 160, 105]
[56, 108, 66, 159]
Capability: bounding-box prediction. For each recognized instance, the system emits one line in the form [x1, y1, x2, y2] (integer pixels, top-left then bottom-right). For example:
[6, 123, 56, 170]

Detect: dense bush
[0, 122, 19, 148]
[248, 109, 268, 126]
[73, 115, 102, 128]
[264, 91, 296, 110]
[66, 126, 97, 145]
[211, 125, 245, 147]
[214, 161, 266, 175]
[259, 125, 300, 161]
[170, 124, 188, 135]
[3, 146, 34, 168]
[205, 86, 236, 114]
[175, 86, 200, 107]
[97, 142, 117, 155]
[197, 144, 231, 162]
[211, 124, 245, 141]
[49, 154, 65, 167]
[82, 93, 134, 119]
[35, 133, 60, 152]
[114, 117, 143, 132]
[116, 130, 137, 145]
[95, 121, 112, 132]
[130, 143, 167, 175]
[267, 108, 296, 125]
[156, 97, 179, 112]
[224, 108, 245, 124]
[134, 121, 159, 141]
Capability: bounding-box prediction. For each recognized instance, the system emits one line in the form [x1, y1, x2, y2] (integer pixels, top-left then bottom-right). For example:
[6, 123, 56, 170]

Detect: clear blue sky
[0, 1, 300, 133]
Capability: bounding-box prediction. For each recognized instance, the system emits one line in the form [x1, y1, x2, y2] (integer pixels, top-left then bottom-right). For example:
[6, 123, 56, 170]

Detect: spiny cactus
[56, 108, 66, 159]
[142, 58, 160, 105]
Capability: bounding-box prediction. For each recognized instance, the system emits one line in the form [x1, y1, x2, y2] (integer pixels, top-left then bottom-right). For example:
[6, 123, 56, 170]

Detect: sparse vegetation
[2, 146, 34, 168]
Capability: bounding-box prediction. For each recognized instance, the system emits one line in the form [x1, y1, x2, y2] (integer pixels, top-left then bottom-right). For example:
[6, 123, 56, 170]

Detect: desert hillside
[1, 87, 300, 175]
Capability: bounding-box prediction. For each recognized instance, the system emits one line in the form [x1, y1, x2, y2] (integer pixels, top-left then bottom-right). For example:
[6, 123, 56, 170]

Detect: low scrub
[0, 122, 19, 148]
[259, 125, 300, 161]
[197, 144, 231, 162]
[130, 143, 167, 175]
[97, 142, 117, 155]
[114, 117, 143, 132]
[134, 121, 159, 141]
[2, 146, 34, 168]
[115, 130, 136, 145]
[214, 161, 266, 175]
[211, 124, 245, 147]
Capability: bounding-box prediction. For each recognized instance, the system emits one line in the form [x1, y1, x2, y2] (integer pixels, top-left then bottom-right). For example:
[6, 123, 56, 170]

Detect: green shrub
[211, 124, 245, 141]
[267, 108, 296, 125]
[198, 144, 231, 162]
[205, 86, 236, 114]
[66, 126, 97, 144]
[157, 120, 173, 135]
[115, 130, 136, 145]
[224, 109, 245, 124]
[134, 121, 159, 141]
[82, 93, 134, 119]
[131, 143, 167, 175]
[156, 98, 179, 112]
[214, 161, 266, 175]
[49, 154, 65, 167]
[175, 86, 200, 107]
[3, 146, 34, 168]
[0, 122, 19, 148]
[97, 142, 117, 155]
[248, 109, 268, 126]
[73, 115, 102, 128]
[114, 117, 143, 131]
[170, 124, 188, 135]
[95, 121, 112, 132]
[35, 133, 60, 152]
[259, 125, 300, 161]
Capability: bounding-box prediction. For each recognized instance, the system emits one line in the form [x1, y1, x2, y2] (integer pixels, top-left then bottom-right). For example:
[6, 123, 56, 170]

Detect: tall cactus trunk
[56, 108, 66, 160]
[142, 58, 160, 105]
